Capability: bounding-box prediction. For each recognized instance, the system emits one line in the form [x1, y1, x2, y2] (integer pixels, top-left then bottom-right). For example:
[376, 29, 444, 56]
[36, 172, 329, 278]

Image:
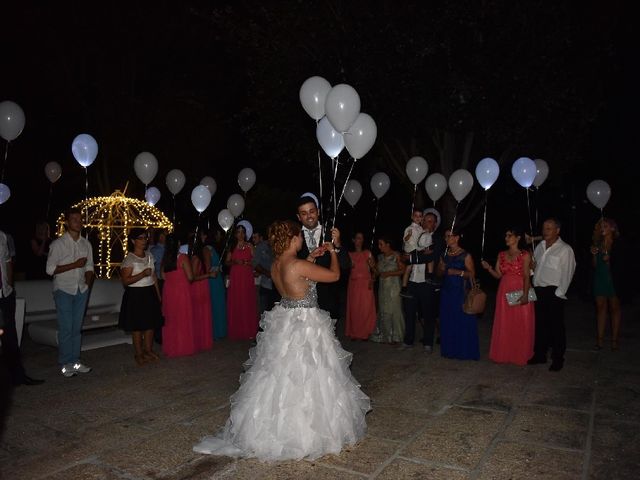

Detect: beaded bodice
[279, 281, 318, 308]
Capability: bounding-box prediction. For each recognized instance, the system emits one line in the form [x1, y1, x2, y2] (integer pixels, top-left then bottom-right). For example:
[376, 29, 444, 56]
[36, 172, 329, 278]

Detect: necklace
[448, 248, 463, 256]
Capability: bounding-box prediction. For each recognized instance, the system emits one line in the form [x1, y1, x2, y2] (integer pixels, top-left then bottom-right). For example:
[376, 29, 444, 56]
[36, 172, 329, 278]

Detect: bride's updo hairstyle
[269, 220, 301, 257]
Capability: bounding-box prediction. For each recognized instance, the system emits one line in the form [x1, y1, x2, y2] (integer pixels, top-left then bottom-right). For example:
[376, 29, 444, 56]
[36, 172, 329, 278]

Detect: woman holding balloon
[590, 218, 629, 351]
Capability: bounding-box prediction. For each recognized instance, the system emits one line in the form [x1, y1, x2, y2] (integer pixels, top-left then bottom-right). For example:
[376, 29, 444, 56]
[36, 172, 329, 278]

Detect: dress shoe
[17, 376, 45, 386]
[549, 362, 563, 372]
[527, 356, 547, 365]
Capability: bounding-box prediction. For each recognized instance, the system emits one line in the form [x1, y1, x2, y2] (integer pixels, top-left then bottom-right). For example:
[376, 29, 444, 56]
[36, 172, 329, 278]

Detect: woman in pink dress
[345, 232, 377, 340]
[225, 225, 258, 340]
[161, 234, 197, 358]
[191, 237, 214, 352]
[482, 227, 535, 365]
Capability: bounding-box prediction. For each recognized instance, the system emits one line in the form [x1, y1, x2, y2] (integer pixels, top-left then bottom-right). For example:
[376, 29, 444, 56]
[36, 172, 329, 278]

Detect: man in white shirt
[46, 208, 95, 377]
[528, 218, 576, 372]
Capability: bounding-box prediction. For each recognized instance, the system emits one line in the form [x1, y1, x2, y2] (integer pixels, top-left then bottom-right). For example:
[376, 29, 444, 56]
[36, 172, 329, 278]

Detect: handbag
[505, 288, 537, 306]
[463, 278, 487, 315]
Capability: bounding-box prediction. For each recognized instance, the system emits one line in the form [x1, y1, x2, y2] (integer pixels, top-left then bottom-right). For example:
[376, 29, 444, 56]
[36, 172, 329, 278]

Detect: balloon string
[370, 198, 379, 250]
[333, 157, 356, 228]
[218, 221, 236, 267]
[84, 167, 89, 237]
[172, 194, 176, 225]
[316, 150, 324, 244]
[481, 191, 488, 261]
[332, 157, 338, 221]
[1, 141, 8, 183]
[446, 202, 460, 256]
[534, 186, 539, 232]
[410, 184, 417, 218]
[526, 188, 536, 252]
[46, 183, 53, 221]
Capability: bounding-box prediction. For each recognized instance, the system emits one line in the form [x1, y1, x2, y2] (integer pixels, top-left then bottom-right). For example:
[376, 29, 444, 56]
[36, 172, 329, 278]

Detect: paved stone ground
[1, 295, 638, 480]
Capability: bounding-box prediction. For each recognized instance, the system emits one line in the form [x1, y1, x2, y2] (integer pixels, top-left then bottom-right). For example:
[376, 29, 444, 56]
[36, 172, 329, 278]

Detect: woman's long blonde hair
[592, 218, 619, 247]
[268, 220, 301, 258]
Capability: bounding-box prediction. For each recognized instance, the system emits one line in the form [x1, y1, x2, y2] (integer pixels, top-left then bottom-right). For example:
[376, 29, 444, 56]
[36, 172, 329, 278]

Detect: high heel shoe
[594, 337, 604, 351]
[611, 340, 619, 351]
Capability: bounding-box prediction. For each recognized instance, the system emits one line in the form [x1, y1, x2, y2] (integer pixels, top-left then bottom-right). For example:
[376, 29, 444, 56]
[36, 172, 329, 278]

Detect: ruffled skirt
[193, 304, 371, 461]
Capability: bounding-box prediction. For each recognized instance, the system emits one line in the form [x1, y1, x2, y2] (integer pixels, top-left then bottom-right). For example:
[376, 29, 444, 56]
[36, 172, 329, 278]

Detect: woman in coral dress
[225, 225, 257, 340]
[482, 227, 535, 365]
[345, 232, 377, 340]
[161, 234, 197, 358]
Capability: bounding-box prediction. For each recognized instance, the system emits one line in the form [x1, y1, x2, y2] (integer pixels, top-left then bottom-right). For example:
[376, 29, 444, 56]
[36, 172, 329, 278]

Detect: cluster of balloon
[406, 156, 429, 215]
[475, 158, 500, 259]
[369, 172, 391, 247]
[0, 100, 26, 203]
[300, 76, 377, 227]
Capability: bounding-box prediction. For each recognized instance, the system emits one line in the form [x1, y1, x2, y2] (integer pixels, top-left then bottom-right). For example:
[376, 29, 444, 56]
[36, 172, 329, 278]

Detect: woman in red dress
[225, 225, 258, 340]
[482, 227, 535, 365]
[161, 234, 197, 358]
[345, 232, 377, 340]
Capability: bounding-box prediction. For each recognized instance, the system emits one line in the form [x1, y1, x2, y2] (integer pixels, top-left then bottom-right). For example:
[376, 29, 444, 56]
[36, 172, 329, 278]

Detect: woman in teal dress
[204, 229, 227, 340]
[591, 218, 622, 350]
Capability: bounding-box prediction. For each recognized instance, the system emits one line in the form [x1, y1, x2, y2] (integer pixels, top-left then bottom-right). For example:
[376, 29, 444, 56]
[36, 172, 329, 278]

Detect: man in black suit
[296, 196, 351, 320]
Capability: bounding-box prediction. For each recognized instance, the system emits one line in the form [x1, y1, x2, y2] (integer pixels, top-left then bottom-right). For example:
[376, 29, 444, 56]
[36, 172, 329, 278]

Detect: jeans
[53, 289, 89, 365]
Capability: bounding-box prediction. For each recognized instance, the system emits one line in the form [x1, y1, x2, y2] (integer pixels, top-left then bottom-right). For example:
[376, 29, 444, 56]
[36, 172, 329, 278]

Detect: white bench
[14, 278, 131, 350]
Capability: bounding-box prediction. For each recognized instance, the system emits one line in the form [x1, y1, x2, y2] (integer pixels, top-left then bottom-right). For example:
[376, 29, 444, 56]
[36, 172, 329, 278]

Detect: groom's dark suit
[297, 226, 350, 320]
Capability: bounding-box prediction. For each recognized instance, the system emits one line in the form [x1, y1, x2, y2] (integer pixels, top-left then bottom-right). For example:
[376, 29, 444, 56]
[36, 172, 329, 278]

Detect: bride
[193, 220, 371, 461]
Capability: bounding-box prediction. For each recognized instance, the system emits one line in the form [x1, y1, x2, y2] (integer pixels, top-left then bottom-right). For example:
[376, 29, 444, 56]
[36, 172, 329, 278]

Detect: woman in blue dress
[437, 229, 479, 360]
[203, 229, 227, 340]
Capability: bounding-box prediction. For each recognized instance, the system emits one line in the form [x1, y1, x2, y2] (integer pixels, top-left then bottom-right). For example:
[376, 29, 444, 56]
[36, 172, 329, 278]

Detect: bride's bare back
[272, 249, 339, 300]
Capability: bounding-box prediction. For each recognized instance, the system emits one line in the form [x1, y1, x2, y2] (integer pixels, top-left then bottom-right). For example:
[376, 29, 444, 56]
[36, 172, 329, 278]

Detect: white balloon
[200, 176, 217, 196]
[71, 133, 98, 168]
[145, 186, 161, 206]
[448, 169, 474, 202]
[425, 173, 447, 202]
[406, 156, 429, 185]
[133, 152, 158, 185]
[370, 172, 390, 199]
[217, 209, 234, 232]
[0, 183, 10, 204]
[44, 161, 62, 183]
[511, 157, 537, 188]
[586, 180, 611, 210]
[344, 179, 363, 207]
[0, 101, 26, 141]
[165, 169, 185, 195]
[344, 113, 377, 159]
[299, 76, 332, 121]
[227, 193, 245, 217]
[475, 157, 500, 190]
[191, 185, 212, 213]
[316, 116, 344, 158]
[324, 84, 361, 133]
[237, 167, 256, 193]
[533, 159, 549, 187]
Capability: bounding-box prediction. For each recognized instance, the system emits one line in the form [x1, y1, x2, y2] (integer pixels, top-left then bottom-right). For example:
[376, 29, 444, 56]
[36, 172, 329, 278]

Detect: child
[400, 209, 424, 297]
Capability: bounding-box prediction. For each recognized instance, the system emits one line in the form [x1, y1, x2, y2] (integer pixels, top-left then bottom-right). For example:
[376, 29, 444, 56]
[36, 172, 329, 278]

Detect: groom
[296, 196, 350, 320]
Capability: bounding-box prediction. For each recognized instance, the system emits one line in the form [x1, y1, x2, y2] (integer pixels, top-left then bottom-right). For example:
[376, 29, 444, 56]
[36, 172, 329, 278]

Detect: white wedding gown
[193, 281, 371, 461]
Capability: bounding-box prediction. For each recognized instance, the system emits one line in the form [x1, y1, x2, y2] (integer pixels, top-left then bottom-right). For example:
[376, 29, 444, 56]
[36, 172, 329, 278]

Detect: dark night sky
[1, 2, 635, 278]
